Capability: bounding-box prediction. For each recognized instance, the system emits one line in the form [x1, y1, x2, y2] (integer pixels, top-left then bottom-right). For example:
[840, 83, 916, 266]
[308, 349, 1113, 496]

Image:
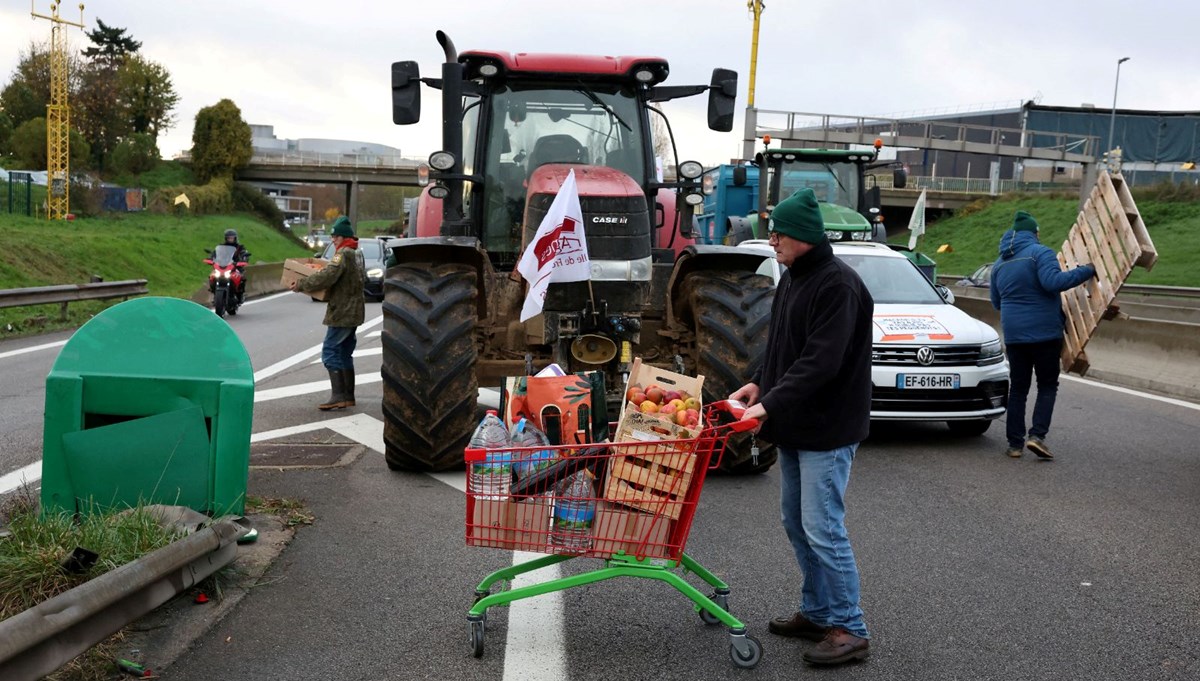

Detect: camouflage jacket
[297, 244, 366, 327]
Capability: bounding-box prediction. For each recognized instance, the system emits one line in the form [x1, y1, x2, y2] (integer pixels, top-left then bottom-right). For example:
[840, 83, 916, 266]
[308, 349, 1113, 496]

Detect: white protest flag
[517, 169, 590, 322]
[907, 189, 927, 251]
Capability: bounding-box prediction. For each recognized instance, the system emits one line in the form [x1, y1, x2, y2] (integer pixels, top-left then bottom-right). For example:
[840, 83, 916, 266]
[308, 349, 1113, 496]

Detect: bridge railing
[874, 174, 1080, 195]
[178, 150, 426, 169]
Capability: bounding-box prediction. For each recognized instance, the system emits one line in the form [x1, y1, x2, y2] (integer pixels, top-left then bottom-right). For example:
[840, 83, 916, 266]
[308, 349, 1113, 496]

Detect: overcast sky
[3, 0, 1197, 167]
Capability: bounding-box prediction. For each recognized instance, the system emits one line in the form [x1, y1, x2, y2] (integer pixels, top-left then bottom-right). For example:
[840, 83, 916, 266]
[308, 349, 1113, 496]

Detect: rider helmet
[224, 229, 238, 244]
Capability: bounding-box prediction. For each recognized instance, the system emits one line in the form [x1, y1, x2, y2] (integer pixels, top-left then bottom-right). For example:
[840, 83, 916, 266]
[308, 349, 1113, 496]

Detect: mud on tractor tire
[681, 270, 777, 474]
[381, 263, 479, 472]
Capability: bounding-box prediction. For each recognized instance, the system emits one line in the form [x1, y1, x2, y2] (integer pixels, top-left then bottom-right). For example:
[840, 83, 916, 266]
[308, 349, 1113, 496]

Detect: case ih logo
[591, 216, 628, 224]
[533, 216, 585, 269]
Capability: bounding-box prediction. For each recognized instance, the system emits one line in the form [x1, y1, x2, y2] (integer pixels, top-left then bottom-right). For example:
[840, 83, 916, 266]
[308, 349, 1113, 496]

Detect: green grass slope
[0, 212, 311, 336]
[902, 194, 1200, 286]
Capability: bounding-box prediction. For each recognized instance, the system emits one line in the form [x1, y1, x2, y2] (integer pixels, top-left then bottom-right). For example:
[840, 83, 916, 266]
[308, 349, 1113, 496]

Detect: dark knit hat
[768, 188, 826, 244]
[331, 216, 354, 237]
[1012, 211, 1039, 233]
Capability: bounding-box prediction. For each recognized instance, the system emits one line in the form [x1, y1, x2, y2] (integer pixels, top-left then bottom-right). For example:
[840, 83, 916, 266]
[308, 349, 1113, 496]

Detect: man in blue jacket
[990, 211, 1095, 459]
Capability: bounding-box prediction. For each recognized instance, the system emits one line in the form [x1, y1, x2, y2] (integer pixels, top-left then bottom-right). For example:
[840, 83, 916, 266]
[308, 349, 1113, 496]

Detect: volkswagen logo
[916, 347, 936, 366]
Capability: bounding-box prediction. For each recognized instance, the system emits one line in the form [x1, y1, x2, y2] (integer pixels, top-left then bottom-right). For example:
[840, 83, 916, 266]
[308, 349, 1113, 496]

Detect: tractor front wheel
[381, 263, 480, 472]
[681, 270, 777, 475]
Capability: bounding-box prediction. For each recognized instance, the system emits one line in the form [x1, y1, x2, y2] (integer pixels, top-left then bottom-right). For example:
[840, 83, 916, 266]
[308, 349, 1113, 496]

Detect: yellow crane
[747, 0, 764, 108]
[30, 1, 85, 220]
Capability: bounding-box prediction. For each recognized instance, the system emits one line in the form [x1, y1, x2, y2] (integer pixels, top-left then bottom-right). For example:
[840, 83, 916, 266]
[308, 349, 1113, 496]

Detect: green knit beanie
[1012, 211, 1039, 233]
[331, 216, 354, 237]
[768, 188, 826, 244]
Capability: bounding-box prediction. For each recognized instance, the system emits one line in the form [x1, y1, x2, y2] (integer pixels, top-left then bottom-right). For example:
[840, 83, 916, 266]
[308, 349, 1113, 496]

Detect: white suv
[744, 240, 1009, 435]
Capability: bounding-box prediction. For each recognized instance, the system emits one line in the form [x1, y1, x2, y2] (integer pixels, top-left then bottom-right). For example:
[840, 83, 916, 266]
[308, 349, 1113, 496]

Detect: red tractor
[384, 32, 776, 474]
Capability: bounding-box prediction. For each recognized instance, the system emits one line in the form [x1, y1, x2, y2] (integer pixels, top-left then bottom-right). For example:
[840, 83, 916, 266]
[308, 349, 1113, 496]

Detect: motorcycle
[204, 244, 248, 318]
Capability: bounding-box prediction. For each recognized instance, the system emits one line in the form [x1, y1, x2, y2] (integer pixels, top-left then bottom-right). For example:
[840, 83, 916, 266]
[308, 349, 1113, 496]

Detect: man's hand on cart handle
[729, 382, 760, 406]
[740, 402, 766, 433]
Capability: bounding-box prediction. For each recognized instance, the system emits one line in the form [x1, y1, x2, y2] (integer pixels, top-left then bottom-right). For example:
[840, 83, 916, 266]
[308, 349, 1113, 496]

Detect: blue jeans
[778, 443, 868, 639]
[322, 326, 357, 372]
[1004, 339, 1062, 449]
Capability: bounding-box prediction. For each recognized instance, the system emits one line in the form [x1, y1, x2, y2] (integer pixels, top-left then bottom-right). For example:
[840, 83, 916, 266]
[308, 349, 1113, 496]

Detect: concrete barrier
[954, 296, 1200, 402]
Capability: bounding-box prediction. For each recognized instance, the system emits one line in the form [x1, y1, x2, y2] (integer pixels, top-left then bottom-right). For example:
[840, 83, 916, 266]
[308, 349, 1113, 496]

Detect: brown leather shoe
[767, 611, 829, 642]
[802, 627, 870, 665]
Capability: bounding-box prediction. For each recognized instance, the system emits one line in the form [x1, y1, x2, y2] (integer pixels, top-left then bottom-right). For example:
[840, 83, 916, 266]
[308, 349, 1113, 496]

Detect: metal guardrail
[877, 174, 1079, 195]
[0, 515, 248, 681]
[176, 150, 425, 170]
[0, 280, 149, 319]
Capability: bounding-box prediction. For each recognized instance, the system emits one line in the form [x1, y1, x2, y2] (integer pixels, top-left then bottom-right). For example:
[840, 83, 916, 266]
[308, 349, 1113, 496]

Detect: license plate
[896, 374, 960, 389]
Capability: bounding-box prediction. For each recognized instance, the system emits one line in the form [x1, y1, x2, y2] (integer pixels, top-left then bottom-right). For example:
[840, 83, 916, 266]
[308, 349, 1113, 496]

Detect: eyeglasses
[767, 232, 783, 244]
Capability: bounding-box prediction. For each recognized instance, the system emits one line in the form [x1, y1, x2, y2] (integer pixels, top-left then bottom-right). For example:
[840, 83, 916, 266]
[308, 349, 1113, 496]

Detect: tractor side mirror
[391, 61, 422, 125]
[706, 68, 738, 132]
[893, 167, 908, 189]
[732, 166, 747, 186]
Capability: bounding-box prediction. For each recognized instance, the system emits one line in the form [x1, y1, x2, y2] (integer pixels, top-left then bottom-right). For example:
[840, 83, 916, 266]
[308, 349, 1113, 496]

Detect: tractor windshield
[769, 160, 861, 211]
[479, 83, 647, 257]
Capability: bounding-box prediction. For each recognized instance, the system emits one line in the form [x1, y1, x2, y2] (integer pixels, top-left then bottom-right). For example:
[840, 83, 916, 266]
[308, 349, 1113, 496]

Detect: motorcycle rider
[222, 229, 251, 303]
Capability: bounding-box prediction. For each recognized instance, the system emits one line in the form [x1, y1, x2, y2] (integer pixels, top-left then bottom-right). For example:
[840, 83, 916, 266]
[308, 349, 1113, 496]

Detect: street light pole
[1108, 57, 1130, 153]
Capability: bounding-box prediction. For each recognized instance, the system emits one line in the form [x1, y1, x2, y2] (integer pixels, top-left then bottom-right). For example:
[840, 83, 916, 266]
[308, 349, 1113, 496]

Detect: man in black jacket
[732, 187, 874, 666]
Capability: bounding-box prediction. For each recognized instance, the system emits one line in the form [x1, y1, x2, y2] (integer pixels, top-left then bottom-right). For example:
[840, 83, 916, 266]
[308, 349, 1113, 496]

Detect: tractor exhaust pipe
[435, 31, 468, 236]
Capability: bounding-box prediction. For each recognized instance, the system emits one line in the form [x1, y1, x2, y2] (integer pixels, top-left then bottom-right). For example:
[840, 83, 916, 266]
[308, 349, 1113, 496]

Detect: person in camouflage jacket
[290, 216, 366, 410]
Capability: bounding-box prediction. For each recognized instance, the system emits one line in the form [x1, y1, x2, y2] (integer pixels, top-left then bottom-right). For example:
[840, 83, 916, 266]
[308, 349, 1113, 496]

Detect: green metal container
[41, 297, 254, 517]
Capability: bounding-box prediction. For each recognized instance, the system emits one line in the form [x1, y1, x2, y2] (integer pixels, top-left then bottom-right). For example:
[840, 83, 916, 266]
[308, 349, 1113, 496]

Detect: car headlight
[978, 339, 1004, 366]
[367, 268, 383, 279]
[825, 230, 845, 241]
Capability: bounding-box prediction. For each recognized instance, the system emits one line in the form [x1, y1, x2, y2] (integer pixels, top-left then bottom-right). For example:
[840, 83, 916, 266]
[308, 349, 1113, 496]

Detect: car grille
[873, 344, 982, 366]
[872, 380, 1008, 413]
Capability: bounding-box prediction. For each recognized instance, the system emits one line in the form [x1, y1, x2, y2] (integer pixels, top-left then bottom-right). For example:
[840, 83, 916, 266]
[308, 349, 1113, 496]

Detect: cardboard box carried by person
[281, 258, 329, 301]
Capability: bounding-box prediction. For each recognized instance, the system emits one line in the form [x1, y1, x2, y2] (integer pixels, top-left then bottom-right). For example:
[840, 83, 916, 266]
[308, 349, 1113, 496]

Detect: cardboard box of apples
[617, 358, 705, 440]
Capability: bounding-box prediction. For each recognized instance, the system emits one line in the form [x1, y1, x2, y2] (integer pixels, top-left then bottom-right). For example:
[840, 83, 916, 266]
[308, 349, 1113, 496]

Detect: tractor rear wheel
[381, 263, 479, 472]
[682, 270, 777, 474]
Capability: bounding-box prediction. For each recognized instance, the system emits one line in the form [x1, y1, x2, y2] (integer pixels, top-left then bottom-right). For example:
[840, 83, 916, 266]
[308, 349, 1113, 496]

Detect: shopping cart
[463, 401, 763, 669]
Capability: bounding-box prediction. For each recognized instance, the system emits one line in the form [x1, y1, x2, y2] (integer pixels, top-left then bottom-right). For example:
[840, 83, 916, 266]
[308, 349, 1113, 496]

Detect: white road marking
[1062, 374, 1200, 411]
[309, 347, 382, 364]
[0, 460, 40, 495]
[242, 292, 291, 306]
[252, 315, 383, 384]
[254, 373, 384, 403]
[251, 411, 563, 681]
[0, 339, 67, 361]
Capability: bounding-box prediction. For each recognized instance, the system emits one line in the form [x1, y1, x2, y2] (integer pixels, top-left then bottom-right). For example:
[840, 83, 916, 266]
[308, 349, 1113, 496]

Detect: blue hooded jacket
[990, 229, 1095, 344]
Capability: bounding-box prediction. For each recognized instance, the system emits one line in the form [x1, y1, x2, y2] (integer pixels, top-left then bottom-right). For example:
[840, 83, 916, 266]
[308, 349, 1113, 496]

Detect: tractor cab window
[480, 83, 646, 259]
[772, 160, 862, 212]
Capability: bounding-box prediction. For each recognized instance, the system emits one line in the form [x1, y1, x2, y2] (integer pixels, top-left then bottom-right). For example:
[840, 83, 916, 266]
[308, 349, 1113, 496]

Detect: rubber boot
[319, 369, 347, 411]
[342, 369, 356, 407]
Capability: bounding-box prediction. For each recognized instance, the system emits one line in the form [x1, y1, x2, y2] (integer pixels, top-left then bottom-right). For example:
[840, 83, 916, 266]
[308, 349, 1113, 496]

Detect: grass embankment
[900, 192, 1200, 286]
[0, 212, 312, 337]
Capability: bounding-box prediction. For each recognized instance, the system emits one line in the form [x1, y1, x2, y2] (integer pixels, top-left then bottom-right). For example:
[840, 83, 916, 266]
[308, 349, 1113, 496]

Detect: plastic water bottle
[469, 410, 512, 500]
[511, 418, 555, 481]
[552, 470, 596, 552]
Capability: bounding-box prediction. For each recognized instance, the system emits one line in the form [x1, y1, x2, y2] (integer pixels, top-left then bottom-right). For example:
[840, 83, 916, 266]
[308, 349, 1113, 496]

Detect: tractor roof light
[478, 63, 499, 77]
[874, 138, 883, 150]
[678, 160, 703, 180]
[417, 164, 430, 187]
[428, 184, 450, 199]
[429, 151, 456, 171]
[634, 68, 656, 83]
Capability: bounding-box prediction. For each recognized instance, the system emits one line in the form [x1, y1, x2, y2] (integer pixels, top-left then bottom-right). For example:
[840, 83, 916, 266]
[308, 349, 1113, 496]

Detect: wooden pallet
[1057, 171, 1157, 374]
[602, 445, 697, 520]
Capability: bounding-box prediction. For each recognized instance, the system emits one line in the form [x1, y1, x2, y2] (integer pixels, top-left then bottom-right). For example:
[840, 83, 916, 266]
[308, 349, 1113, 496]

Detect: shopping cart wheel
[729, 632, 763, 669]
[698, 591, 730, 625]
[469, 617, 486, 658]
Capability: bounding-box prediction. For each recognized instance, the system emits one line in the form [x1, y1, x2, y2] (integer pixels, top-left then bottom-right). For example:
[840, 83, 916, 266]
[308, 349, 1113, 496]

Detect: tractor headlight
[850, 231, 869, 241]
[684, 192, 704, 206]
[825, 231, 846, 242]
[428, 151, 455, 171]
[678, 160, 703, 180]
[367, 268, 383, 279]
[428, 184, 450, 199]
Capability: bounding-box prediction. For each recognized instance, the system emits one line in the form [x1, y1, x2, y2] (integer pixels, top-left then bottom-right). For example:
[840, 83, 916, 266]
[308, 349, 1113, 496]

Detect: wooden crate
[1057, 171, 1157, 374]
[602, 430, 698, 520]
